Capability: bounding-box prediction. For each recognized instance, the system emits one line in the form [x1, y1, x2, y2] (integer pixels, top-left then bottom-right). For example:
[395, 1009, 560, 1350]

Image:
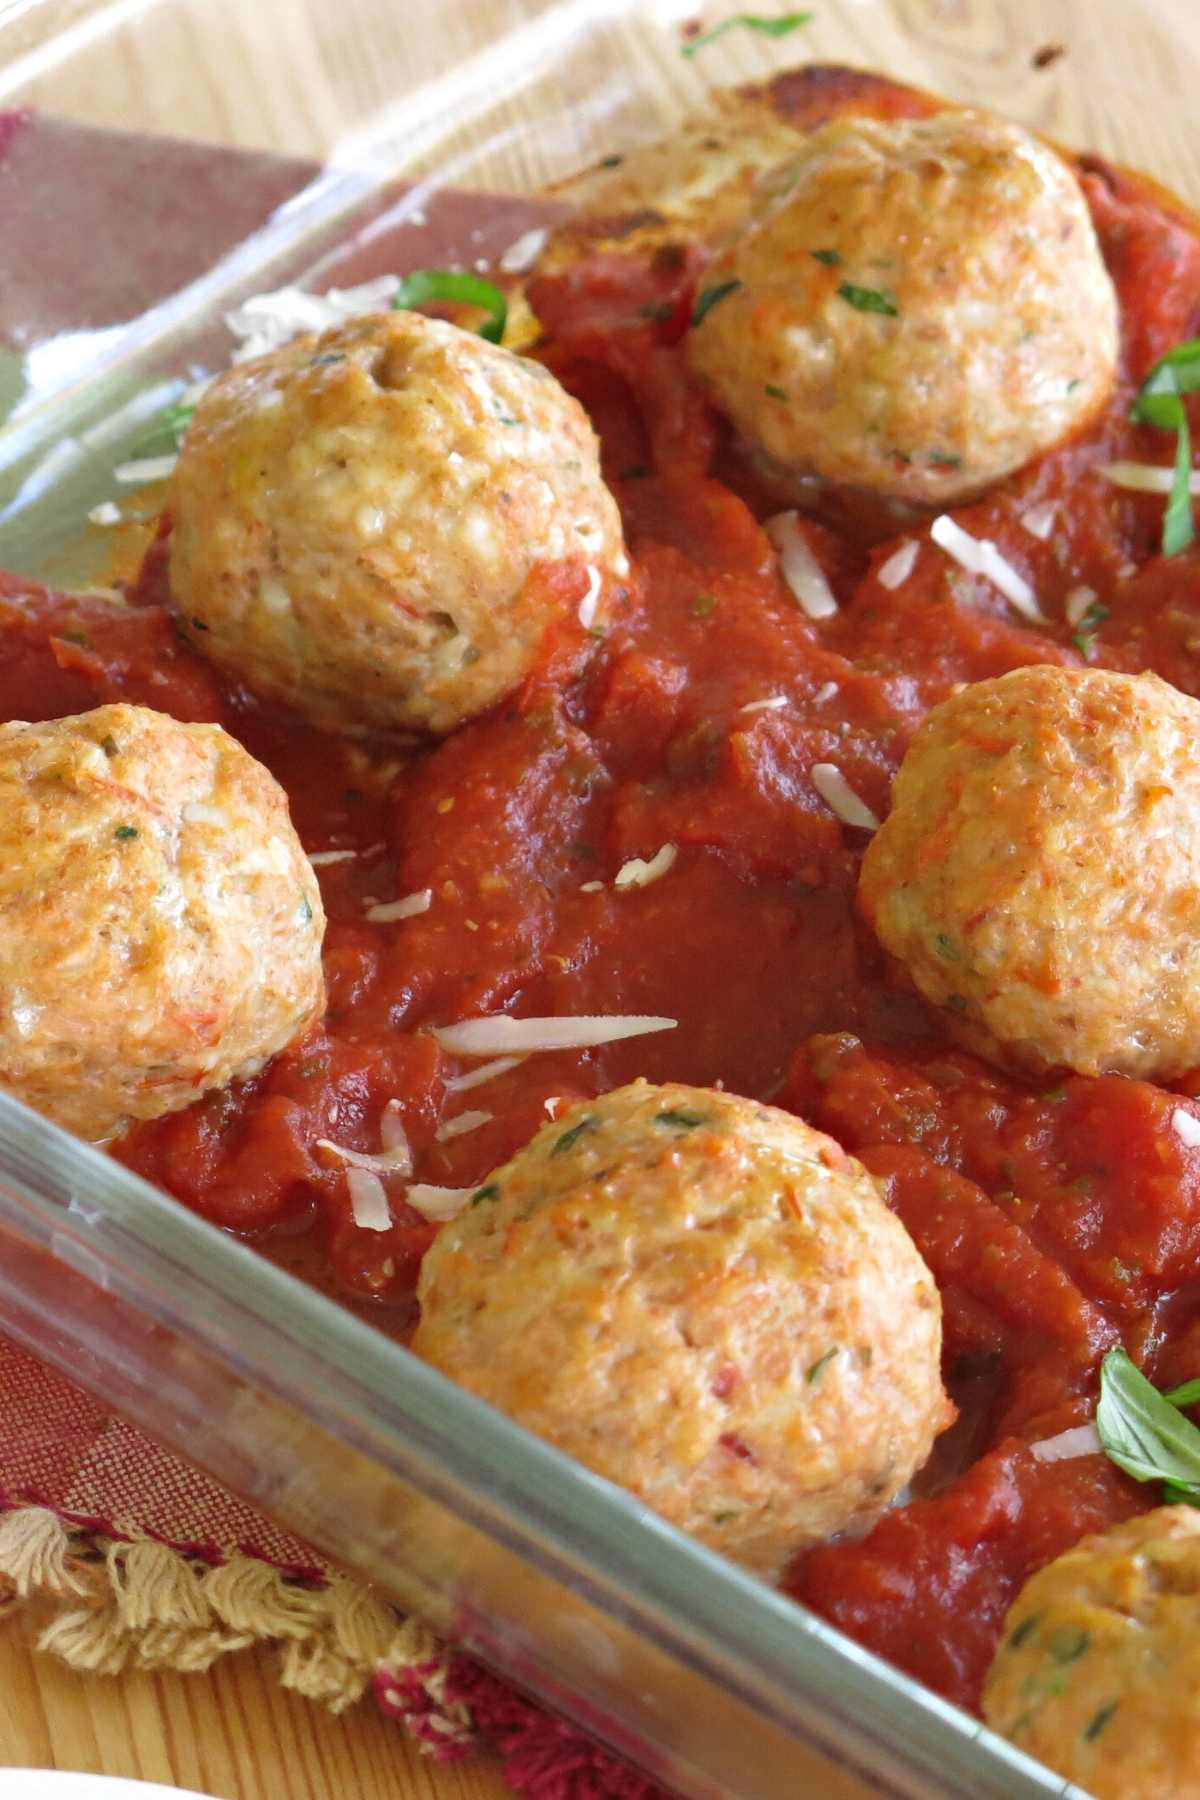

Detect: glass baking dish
[0, 0, 1194, 1792]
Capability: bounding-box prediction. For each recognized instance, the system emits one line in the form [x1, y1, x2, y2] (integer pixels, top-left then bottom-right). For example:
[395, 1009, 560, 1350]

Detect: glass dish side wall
[0, 1093, 1075, 1799]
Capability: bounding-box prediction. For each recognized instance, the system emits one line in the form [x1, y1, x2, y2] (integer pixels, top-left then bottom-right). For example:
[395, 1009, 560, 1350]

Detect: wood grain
[1, 0, 1197, 1794]
[0, 1609, 508, 1798]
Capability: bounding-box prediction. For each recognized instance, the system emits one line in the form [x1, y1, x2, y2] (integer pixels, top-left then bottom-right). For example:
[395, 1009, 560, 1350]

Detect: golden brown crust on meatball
[168, 311, 626, 736]
[983, 1507, 1200, 1799]
[686, 110, 1118, 507]
[0, 703, 324, 1141]
[859, 666, 1200, 1080]
[414, 1079, 951, 1578]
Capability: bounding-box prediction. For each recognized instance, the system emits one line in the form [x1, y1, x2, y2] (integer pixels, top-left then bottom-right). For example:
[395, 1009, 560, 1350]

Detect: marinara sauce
[5, 98, 1200, 1717]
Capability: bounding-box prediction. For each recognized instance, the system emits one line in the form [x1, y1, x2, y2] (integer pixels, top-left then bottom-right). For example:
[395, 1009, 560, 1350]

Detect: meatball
[687, 110, 1117, 507]
[860, 666, 1200, 1080]
[983, 1507, 1200, 1798]
[0, 703, 324, 1141]
[413, 1079, 951, 1578]
[168, 310, 627, 736]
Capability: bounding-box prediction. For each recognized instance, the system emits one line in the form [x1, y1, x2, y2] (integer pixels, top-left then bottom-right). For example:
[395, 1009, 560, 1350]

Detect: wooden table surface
[2, 0, 1199, 1794]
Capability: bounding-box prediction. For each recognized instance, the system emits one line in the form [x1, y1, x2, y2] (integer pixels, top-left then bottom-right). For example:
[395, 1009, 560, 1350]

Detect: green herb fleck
[114, 825, 138, 841]
[712, 1509, 738, 1524]
[61, 629, 91, 648]
[934, 932, 959, 962]
[599, 154, 624, 169]
[810, 248, 842, 267]
[620, 464, 650, 479]
[1163, 1377, 1200, 1408]
[681, 11, 812, 57]
[655, 1108, 710, 1130]
[692, 592, 717, 618]
[638, 299, 675, 322]
[692, 280, 742, 327]
[1072, 601, 1109, 660]
[765, 383, 789, 401]
[928, 450, 963, 468]
[1083, 1701, 1118, 1743]
[1130, 338, 1200, 556]
[1042, 1087, 1067, 1103]
[837, 283, 899, 318]
[393, 270, 508, 344]
[946, 994, 968, 1014]
[552, 1116, 597, 1156]
[1007, 1614, 1042, 1650]
[807, 1347, 839, 1384]
[471, 1183, 500, 1206]
[1048, 1625, 1090, 1665]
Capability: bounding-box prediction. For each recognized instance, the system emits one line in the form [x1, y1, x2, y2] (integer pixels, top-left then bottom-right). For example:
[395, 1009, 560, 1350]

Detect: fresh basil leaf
[1164, 409, 1196, 557]
[1096, 1347, 1200, 1497]
[681, 12, 813, 57]
[393, 270, 508, 344]
[1130, 339, 1200, 557]
[1164, 1377, 1200, 1408]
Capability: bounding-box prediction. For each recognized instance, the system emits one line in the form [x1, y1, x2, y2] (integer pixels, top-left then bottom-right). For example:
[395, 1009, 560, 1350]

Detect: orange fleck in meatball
[0, 703, 324, 1141]
[860, 666, 1200, 1079]
[984, 1507, 1200, 1799]
[687, 110, 1117, 507]
[167, 310, 626, 737]
[413, 1079, 952, 1578]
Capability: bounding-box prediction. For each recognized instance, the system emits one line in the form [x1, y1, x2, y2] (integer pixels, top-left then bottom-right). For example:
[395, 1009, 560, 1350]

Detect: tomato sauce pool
[6, 130, 1200, 1721]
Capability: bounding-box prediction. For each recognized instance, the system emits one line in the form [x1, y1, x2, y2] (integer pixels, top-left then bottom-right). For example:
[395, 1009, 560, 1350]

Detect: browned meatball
[168, 310, 627, 736]
[688, 110, 1117, 507]
[414, 1079, 952, 1578]
[0, 703, 324, 1141]
[860, 666, 1200, 1079]
[984, 1507, 1200, 1799]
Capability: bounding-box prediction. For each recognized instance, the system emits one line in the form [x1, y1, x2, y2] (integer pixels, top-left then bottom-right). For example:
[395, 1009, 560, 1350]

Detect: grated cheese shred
[433, 1014, 677, 1056]
[764, 512, 838, 619]
[930, 514, 1044, 622]
[877, 539, 919, 590]
[366, 888, 432, 923]
[614, 844, 677, 891]
[811, 763, 880, 831]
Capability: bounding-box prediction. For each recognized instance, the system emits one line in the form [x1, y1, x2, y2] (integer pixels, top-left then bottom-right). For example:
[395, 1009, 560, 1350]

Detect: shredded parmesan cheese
[308, 848, 357, 866]
[433, 1014, 677, 1056]
[614, 844, 677, 891]
[813, 681, 839, 705]
[405, 1183, 475, 1222]
[1019, 501, 1057, 541]
[1064, 585, 1099, 628]
[1099, 461, 1200, 495]
[436, 1108, 493, 1142]
[811, 763, 880, 831]
[1029, 1424, 1101, 1463]
[182, 802, 227, 827]
[1173, 1107, 1200, 1148]
[877, 539, 918, 590]
[316, 1136, 414, 1179]
[366, 888, 432, 923]
[739, 695, 788, 715]
[578, 565, 602, 630]
[346, 1167, 392, 1232]
[444, 1055, 522, 1093]
[88, 501, 122, 526]
[765, 512, 838, 619]
[380, 1100, 410, 1156]
[113, 454, 178, 485]
[579, 880, 604, 893]
[498, 226, 550, 274]
[225, 275, 402, 363]
[930, 515, 1044, 622]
